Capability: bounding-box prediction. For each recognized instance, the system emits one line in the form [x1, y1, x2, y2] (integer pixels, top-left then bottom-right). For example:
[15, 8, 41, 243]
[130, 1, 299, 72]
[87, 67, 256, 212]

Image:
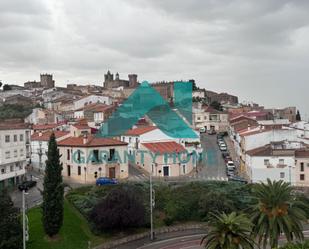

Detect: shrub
[89, 186, 146, 232]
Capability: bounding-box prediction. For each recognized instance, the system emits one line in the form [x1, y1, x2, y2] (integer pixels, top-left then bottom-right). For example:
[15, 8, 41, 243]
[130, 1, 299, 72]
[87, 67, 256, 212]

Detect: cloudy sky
[1, 0, 309, 117]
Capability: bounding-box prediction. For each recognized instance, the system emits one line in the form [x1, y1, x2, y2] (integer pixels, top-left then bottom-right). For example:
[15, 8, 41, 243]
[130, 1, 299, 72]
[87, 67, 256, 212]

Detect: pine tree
[0, 190, 22, 249]
[42, 133, 64, 237]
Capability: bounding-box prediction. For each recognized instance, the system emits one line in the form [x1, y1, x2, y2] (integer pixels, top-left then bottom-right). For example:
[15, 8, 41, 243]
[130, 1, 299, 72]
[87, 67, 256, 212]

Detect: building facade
[0, 122, 30, 189]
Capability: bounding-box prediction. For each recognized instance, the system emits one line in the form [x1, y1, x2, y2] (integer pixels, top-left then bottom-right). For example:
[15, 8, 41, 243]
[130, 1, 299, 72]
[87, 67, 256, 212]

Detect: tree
[199, 191, 234, 221]
[42, 133, 64, 237]
[210, 101, 223, 111]
[0, 81, 2, 89]
[201, 212, 256, 249]
[0, 190, 22, 249]
[2, 84, 12, 91]
[89, 186, 146, 232]
[296, 110, 301, 121]
[251, 179, 307, 249]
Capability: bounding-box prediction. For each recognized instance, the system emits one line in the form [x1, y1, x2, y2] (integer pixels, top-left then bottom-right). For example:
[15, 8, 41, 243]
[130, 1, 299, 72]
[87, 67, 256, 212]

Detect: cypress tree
[42, 132, 64, 237]
[0, 190, 22, 249]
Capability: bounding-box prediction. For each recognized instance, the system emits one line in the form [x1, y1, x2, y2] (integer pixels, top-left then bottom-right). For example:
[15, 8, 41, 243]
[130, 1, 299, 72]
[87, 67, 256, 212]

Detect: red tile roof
[295, 150, 309, 158]
[32, 124, 59, 130]
[142, 141, 186, 154]
[72, 124, 91, 129]
[125, 126, 157, 136]
[58, 135, 127, 147]
[0, 122, 30, 130]
[31, 131, 69, 141]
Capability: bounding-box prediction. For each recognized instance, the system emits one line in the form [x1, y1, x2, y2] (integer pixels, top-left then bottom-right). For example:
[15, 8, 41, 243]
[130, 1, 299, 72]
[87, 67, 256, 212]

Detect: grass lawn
[27, 199, 106, 249]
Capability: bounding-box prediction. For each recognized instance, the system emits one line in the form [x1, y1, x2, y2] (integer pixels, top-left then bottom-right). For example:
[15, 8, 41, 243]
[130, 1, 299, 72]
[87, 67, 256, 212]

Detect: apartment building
[0, 122, 31, 189]
[295, 150, 309, 186]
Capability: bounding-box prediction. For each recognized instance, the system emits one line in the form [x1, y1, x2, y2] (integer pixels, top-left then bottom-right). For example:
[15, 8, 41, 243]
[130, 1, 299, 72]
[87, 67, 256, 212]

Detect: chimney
[83, 134, 88, 144]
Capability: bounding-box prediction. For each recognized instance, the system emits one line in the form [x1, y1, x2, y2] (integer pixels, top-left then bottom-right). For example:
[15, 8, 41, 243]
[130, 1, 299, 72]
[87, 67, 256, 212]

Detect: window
[14, 150, 17, 157]
[300, 174, 305, 181]
[280, 172, 285, 178]
[77, 150, 81, 162]
[14, 135, 17, 142]
[204, 116, 207, 120]
[182, 164, 186, 174]
[20, 149, 24, 156]
[279, 159, 284, 165]
[67, 149, 70, 160]
[5, 135, 10, 143]
[300, 162, 304, 172]
[1, 168, 5, 174]
[108, 148, 115, 161]
[264, 159, 270, 165]
[20, 134, 24, 142]
[10, 165, 13, 172]
[78, 166, 81, 176]
[197, 117, 201, 120]
[129, 137, 132, 143]
[5, 151, 10, 159]
[93, 150, 99, 162]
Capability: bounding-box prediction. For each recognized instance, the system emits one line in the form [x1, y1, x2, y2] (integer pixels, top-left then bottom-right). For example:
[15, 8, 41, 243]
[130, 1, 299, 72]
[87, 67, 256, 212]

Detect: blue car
[96, 177, 118, 186]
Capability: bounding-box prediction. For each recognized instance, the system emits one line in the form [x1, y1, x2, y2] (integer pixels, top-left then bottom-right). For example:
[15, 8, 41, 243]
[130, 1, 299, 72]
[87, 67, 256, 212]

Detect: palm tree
[251, 179, 307, 249]
[201, 212, 256, 249]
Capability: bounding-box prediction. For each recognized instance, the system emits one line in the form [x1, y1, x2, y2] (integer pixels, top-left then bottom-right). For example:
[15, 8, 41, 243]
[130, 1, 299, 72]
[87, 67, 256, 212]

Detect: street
[198, 133, 228, 180]
[10, 170, 43, 210]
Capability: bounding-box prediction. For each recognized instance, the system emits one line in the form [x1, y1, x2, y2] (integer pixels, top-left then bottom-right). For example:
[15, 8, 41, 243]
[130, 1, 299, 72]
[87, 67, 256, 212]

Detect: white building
[30, 131, 70, 171]
[245, 143, 297, 184]
[74, 95, 112, 110]
[121, 126, 202, 155]
[0, 123, 31, 189]
[193, 104, 229, 132]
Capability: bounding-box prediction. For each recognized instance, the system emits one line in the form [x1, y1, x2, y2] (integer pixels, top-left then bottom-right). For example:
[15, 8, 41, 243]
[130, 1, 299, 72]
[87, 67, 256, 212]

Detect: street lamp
[21, 189, 29, 249]
[150, 165, 155, 240]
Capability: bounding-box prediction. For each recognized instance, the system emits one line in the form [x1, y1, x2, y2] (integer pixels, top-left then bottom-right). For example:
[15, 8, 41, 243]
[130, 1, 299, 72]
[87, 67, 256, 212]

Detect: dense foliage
[0, 104, 33, 119]
[201, 212, 256, 249]
[67, 181, 252, 229]
[281, 241, 309, 248]
[251, 180, 307, 249]
[42, 133, 64, 237]
[89, 186, 146, 232]
[0, 190, 22, 249]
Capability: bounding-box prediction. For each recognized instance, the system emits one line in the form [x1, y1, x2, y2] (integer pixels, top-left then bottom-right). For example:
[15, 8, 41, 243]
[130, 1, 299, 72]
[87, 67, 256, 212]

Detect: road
[10, 170, 43, 209]
[113, 228, 309, 249]
[199, 133, 227, 180]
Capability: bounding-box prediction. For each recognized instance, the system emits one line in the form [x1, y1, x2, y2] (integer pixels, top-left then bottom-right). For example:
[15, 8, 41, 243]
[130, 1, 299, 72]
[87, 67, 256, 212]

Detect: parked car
[226, 168, 235, 177]
[224, 156, 232, 163]
[18, 180, 37, 191]
[96, 177, 118, 186]
[217, 134, 223, 140]
[199, 127, 206, 133]
[226, 160, 235, 168]
[219, 145, 227, 151]
[221, 152, 229, 159]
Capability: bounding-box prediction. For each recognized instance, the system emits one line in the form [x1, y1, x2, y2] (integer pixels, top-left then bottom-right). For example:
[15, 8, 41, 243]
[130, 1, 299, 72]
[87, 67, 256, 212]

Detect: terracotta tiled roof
[31, 131, 69, 141]
[32, 124, 59, 130]
[125, 126, 157, 136]
[72, 124, 91, 129]
[0, 122, 30, 130]
[295, 150, 309, 158]
[142, 141, 186, 154]
[58, 135, 127, 147]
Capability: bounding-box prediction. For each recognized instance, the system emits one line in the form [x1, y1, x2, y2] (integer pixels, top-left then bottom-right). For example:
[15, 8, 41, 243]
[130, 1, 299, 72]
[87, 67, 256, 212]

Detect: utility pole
[22, 189, 29, 249]
[150, 170, 155, 240]
[22, 189, 26, 249]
